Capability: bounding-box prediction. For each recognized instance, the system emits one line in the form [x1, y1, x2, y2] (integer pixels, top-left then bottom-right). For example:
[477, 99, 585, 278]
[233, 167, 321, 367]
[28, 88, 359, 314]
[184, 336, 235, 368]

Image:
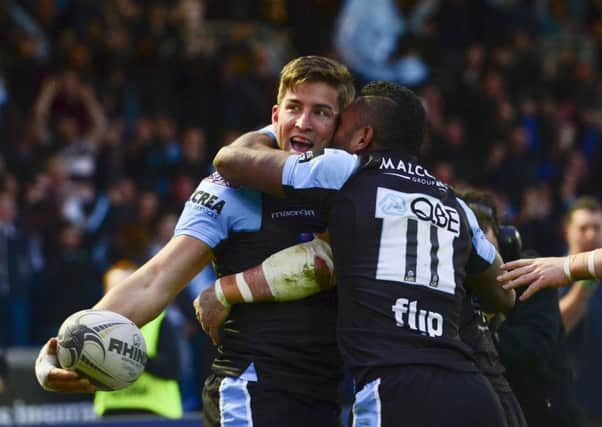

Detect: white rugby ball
[57, 309, 147, 391]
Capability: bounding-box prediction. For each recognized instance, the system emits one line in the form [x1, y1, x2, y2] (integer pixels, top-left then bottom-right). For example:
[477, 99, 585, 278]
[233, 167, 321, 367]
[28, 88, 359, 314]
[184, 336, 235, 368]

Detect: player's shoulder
[203, 171, 239, 189]
[283, 148, 359, 192]
[189, 172, 260, 215]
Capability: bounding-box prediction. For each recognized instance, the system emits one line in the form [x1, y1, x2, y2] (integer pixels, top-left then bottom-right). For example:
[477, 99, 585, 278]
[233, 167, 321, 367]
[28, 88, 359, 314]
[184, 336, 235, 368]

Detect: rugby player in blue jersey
[35, 55, 355, 427]
[208, 81, 516, 426]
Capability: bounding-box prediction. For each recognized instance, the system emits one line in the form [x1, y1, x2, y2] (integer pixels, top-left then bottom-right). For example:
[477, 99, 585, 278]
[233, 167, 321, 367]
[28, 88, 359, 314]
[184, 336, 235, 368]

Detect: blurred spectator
[35, 221, 102, 341]
[334, 0, 431, 86]
[32, 70, 106, 154]
[557, 197, 602, 425]
[495, 248, 585, 427]
[0, 191, 33, 346]
[177, 126, 210, 182]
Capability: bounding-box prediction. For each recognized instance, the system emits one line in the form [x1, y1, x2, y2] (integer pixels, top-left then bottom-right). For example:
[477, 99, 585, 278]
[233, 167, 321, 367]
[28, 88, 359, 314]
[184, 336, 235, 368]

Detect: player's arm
[459, 200, 515, 313]
[94, 235, 213, 326]
[465, 254, 514, 313]
[498, 248, 602, 300]
[214, 130, 361, 199]
[36, 236, 214, 393]
[37, 176, 232, 393]
[213, 130, 291, 197]
[194, 237, 335, 344]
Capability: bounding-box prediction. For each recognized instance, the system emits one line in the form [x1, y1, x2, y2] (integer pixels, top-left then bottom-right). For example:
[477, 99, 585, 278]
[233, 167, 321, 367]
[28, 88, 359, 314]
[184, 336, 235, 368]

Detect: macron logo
[271, 209, 316, 219]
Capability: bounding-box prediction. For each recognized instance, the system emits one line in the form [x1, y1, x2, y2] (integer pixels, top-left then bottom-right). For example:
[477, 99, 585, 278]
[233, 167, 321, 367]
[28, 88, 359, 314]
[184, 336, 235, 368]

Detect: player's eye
[315, 108, 333, 118]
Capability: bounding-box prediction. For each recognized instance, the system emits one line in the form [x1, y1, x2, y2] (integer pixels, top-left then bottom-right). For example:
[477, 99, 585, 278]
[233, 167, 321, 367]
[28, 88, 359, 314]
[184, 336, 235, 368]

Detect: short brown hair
[277, 56, 355, 111]
[565, 196, 602, 225]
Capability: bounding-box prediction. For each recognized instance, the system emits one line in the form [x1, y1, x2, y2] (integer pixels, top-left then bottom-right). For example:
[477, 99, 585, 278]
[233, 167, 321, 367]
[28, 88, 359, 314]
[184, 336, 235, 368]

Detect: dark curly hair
[360, 81, 426, 157]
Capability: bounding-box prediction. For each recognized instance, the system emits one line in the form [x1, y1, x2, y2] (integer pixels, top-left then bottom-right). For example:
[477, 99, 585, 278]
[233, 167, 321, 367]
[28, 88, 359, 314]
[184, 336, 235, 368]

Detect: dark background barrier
[0, 348, 206, 426]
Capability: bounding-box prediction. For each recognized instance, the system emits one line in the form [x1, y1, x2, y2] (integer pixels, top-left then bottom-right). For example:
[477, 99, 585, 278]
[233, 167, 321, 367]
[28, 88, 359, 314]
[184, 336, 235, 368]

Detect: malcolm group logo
[379, 157, 447, 190]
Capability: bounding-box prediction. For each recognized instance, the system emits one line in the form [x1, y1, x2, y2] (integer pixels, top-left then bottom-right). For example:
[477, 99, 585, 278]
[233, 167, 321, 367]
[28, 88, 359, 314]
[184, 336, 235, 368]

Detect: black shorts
[202, 369, 341, 427]
[350, 365, 506, 427]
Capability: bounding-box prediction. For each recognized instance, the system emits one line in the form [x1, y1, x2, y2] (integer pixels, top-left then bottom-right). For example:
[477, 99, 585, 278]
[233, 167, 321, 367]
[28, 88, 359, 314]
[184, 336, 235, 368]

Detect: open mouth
[290, 136, 314, 153]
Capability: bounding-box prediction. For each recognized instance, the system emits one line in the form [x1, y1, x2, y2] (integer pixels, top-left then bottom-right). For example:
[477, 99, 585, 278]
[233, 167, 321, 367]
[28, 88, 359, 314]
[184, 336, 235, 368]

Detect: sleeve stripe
[457, 198, 496, 264]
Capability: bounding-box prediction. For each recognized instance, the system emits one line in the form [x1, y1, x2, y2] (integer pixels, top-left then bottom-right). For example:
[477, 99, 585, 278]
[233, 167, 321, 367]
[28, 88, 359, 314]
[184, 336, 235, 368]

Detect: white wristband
[588, 251, 598, 279]
[35, 342, 58, 391]
[564, 256, 574, 282]
[214, 280, 231, 308]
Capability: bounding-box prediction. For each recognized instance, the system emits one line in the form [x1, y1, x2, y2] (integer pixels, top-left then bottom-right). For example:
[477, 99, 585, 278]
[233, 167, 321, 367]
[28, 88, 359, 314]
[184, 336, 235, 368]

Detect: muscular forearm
[213, 131, 290, 197]
[95, 236, 213, 327]
[216, 238, 335, 306]
[465, 254, 515, 313]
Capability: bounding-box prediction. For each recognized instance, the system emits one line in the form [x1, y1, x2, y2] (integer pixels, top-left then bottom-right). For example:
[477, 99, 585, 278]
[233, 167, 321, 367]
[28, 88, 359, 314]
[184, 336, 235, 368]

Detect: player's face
[272, 82, 339, 153]
[566, 209, 602, 253]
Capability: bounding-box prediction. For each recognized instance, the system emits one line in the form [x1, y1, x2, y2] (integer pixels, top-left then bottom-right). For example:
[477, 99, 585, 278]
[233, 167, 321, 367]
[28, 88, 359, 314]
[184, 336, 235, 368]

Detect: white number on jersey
[374, 187, 459, 295]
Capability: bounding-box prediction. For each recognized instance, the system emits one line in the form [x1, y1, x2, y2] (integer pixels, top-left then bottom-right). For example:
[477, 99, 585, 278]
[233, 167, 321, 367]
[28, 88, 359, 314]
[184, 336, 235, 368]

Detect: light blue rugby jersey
[173, 173, 262, 248]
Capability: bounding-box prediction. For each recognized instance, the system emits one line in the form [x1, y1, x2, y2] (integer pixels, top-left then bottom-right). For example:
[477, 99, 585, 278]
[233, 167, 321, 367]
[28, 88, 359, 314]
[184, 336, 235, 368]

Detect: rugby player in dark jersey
[35, 55, 355, 427]
[211, 81, 516, 426]
[458, 190, 527, 427]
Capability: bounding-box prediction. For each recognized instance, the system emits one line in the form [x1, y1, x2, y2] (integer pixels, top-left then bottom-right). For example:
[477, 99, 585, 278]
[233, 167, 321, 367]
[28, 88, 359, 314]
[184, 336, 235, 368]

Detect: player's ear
[353, 126, 374, 152]
[271, 104, 279, 125]
[350, 126, 373, 153]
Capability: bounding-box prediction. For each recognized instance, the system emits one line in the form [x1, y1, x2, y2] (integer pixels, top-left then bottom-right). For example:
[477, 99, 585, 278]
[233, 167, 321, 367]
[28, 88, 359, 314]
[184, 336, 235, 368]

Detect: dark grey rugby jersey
[282, 149, 497, 380]
[174, 172, 340, 401]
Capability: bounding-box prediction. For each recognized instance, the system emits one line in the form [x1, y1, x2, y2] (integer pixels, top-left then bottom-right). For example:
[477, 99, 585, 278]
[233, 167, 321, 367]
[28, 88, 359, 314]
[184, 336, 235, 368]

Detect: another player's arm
[498, 248, 602, 300]
[459, 199, 515, 313]
[465, 253, 515, 313]
[194, 237, 335, 344]
[213, 131, 291, 197]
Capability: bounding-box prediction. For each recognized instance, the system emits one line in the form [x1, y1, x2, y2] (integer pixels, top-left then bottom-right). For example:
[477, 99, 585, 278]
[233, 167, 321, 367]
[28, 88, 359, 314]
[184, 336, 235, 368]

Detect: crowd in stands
[0, 0, 601, 415]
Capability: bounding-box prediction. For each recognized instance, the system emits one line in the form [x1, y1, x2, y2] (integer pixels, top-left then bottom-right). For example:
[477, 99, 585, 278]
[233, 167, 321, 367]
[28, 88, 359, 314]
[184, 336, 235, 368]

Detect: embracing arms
[213, 131, 291, 197]
[194, 236, 335, 344]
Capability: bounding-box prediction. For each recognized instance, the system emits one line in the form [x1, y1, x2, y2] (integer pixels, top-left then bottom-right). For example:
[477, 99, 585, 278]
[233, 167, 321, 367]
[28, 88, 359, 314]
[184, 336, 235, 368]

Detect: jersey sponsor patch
[392, 297, 444, 337]
[379, 157, 447, 189]
[188, 187, 226, 218]
[374, 188, 458, 295]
